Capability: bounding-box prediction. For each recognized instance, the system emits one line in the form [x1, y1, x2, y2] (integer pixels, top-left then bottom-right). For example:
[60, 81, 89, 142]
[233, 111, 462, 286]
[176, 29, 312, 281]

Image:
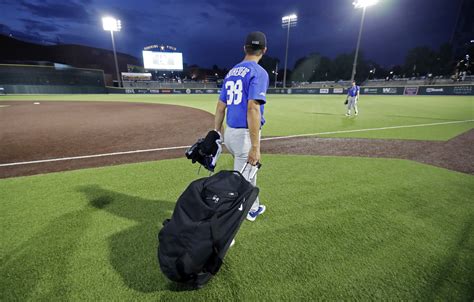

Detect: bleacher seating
[122, 81, 218, 89]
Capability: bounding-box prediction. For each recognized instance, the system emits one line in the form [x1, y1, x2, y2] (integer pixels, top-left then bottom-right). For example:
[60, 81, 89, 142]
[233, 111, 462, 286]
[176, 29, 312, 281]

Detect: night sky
[0, 0, 463, 69]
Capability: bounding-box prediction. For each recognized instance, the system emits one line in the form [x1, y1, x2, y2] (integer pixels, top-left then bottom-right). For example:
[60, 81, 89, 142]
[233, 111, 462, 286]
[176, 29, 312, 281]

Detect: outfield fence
[1, 63, 472, 96]
[106, 84, 474, 96]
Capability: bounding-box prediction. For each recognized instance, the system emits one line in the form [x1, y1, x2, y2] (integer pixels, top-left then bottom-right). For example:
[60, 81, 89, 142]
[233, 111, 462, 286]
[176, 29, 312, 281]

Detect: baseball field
[1, 94, 473, 300]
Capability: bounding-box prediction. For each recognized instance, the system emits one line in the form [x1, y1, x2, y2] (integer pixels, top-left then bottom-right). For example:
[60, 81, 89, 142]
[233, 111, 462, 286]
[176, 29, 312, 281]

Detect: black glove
[185, 130, 222, 172]
[344, 98, 348, 105]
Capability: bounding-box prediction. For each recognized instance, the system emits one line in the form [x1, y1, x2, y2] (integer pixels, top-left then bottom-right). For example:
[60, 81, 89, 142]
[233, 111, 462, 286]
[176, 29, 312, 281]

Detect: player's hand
[247, 146, 260, 166]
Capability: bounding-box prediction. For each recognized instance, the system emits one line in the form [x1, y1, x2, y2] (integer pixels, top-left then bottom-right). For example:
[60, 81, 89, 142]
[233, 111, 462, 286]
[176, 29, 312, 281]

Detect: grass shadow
[78, 185, 176, 293]
[339, 116, 357, 127]
[0, 208, 92, 301]
[307, 112, 342, 116]
[429, 216, 474, 300]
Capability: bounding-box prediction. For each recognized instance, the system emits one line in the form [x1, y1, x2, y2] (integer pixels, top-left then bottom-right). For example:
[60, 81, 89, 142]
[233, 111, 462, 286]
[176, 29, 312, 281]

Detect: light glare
[102, 17, 121, 31]
[282, 14, 298, 23]
[353, 0, 379, 9]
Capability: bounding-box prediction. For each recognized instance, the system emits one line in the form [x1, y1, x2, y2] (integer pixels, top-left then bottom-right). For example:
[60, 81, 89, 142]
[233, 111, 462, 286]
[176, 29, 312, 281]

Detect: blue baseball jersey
[219, 60, 269, 128]
[348, 85, 360, 97]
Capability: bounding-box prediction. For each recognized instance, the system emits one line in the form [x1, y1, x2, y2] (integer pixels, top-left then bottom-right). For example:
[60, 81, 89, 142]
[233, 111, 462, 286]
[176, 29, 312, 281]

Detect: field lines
[1, 119, 472, 167]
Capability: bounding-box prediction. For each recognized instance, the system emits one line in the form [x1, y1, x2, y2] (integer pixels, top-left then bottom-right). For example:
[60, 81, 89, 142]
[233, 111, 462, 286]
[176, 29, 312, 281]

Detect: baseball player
[346, 81, 360, 116]
[214, 31, 269, 222]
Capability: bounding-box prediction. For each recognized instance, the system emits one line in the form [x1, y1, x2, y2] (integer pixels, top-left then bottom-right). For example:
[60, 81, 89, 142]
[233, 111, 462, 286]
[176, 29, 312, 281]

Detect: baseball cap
[245, 31, 267, 49]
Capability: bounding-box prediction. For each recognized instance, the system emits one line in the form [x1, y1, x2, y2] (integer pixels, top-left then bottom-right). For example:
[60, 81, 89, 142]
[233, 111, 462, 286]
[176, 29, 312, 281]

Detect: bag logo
[238, 204, 243, 211]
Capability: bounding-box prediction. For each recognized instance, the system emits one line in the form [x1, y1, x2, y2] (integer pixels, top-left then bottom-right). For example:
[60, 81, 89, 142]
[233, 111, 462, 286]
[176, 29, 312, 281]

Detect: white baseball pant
[347, 96, 358, 114]
[224, 127, 260, 212]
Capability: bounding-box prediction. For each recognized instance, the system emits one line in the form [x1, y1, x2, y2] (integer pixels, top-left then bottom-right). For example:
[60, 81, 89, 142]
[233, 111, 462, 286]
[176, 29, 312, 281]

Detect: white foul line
[261, 119, 474, 141]
[1, 119, 473, 167]
[0, 145, 190, 167]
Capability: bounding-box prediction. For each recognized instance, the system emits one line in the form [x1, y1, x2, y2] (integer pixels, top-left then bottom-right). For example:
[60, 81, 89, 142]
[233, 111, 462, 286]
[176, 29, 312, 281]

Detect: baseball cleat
[345, 113, 351, 116]
[247, 205, 266, 221]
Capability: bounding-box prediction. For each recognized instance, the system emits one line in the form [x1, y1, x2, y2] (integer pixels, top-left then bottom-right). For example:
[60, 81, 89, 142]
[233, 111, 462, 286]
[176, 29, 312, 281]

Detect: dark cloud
[20, 0, 92, 23]
[200, 12, 211, 19]
[1, 0, 467, 68]
[0, 23, 13, 34]
[21, 19, 58, 33]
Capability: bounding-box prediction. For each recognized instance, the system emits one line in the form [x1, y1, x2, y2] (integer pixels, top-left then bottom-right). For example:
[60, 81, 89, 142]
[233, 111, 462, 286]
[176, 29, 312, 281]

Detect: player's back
[219, 60, 269, 128]
[223, 61, 261, 101]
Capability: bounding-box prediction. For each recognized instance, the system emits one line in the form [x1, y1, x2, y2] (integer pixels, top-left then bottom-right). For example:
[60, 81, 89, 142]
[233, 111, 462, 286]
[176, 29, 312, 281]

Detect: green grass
[1, 93, 473, 300]
[2, 94, 473, 140]
[1, 155, 473, 301]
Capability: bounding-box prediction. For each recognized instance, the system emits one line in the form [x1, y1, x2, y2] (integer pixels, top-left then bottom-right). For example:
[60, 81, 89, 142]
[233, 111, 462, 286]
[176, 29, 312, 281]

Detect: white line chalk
[1, 119, 473, 167]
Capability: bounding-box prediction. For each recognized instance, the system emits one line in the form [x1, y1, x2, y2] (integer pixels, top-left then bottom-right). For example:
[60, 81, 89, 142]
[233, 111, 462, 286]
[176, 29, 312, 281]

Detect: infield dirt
[0, 101, 472, 178]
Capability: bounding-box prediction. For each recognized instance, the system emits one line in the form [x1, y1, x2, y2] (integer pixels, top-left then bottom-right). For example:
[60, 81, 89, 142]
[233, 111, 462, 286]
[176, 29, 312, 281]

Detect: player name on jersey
[226, 67, 250, 79]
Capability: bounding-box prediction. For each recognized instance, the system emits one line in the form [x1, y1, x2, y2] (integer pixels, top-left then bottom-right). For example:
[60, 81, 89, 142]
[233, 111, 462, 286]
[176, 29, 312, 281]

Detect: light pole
[102, 16, 122, 87]
[282, 14, 297, 89]
[350, 0, 378, 82]
[272, 62, 279, 88]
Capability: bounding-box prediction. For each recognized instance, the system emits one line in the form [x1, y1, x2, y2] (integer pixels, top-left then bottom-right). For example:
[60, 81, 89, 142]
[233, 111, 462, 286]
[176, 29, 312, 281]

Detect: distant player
[214, 31, 269, 222]
[346, 81, 360, 116]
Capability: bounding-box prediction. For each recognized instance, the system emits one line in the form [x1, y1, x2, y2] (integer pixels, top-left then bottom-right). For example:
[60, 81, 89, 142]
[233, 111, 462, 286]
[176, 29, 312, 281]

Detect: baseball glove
[185, 130, 222, 172]
[344, 97, 348, 105]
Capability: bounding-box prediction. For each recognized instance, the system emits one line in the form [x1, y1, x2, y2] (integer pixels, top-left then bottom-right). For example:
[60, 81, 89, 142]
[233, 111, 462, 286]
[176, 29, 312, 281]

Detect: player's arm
[356, 88, 360, 99]
[247, 100, 261, 165]
[214, 100, 226, 135]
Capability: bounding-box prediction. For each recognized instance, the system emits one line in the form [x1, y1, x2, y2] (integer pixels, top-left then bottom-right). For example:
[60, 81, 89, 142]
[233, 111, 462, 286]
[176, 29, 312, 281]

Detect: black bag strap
[206, 213, 224, 275]
[210, 212, 221, 255]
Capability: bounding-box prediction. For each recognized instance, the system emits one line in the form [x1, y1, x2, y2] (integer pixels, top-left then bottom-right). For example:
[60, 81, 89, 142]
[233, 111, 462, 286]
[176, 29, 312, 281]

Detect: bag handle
[240, 162, 262, 181]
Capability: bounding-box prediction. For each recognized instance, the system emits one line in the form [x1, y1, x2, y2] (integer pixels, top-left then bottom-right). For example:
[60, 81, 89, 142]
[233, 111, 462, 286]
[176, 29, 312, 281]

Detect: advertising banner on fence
[418, 85, 473, 95]
[382, 87, 399, 94]
[362, 87, 379, 94]
[290, 89, 308, 94]
[117, 85, 473, 96]
[404, 87, 419, 95]
[423, 87, 445, 95]
[452, 85, 473, 95]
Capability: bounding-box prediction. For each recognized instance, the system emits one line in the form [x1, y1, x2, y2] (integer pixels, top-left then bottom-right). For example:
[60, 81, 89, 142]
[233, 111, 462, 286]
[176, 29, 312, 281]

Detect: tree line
[258, 42, 472, 83]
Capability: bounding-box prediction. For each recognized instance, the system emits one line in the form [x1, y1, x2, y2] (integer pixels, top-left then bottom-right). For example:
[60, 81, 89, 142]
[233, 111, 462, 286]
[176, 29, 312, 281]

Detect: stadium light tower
[282, 14, 297, 89]
[350, 0, 379, 82]
[102, 16, 122, 87]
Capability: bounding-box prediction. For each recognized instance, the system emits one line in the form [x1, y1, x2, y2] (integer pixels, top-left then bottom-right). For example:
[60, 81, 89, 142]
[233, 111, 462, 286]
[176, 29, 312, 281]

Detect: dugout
[0, 64, 107, 94]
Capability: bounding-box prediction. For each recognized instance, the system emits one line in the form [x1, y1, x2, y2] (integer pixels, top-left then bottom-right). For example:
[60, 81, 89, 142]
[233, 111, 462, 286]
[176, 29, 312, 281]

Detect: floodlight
[102, 17, 121, 31]
[281, 14, 298, 88]
[349, 0, 379, 81]
[102, 16, 122, 87]
[282, 14, 298, 27]
[353, 0, 379, 9]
